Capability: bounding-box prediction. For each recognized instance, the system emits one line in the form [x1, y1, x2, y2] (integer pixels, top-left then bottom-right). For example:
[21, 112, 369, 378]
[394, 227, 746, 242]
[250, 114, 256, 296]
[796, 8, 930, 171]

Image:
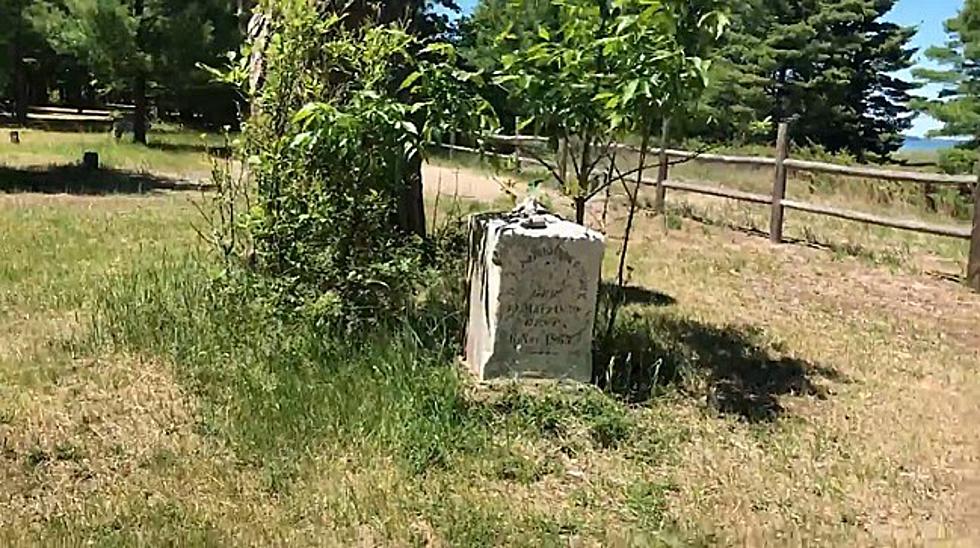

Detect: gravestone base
[464, 202, 605, 382]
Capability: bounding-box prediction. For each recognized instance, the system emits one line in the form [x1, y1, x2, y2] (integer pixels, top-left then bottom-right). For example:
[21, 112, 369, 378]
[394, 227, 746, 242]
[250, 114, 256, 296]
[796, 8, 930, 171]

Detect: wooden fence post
[969, 173, 980, 291]
[769, 122, 790, 243]
[513, 116, 521, 174]
[558, 137, 569, 183]
[654, 118, 670, 213]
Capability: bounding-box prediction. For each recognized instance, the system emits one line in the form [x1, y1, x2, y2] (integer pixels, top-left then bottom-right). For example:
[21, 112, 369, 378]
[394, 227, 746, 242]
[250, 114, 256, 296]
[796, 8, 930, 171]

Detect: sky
[885, 0, 962, 136]
[457, 0, 479, 12]
[452, 0, 962, 137]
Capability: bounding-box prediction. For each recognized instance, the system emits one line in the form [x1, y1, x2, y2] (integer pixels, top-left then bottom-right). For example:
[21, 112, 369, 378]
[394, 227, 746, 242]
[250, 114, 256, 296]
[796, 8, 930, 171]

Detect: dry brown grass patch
[592, 194, 980, 544]
[0, 352, 281, 544]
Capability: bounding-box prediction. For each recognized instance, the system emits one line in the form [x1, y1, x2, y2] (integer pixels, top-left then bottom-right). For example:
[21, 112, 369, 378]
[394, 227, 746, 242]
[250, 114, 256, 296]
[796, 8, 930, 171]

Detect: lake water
[901, 136, 963, 151]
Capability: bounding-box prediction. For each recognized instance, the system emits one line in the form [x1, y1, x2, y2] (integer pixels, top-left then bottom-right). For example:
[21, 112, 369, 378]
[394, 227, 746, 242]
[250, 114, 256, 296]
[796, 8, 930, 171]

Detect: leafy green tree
[459, 0, 557, 72]
[484, 0, 725, 224]
[1, 0, 39, 123]
[226, 0, 492, 325]
[703, 0, 917, 159]
[490, 0, 619, 224]
[913, 0, 980, 145]
[30, 0, 239, 143]
[601, 0, 726, 286]
[245, 0, 469, 236]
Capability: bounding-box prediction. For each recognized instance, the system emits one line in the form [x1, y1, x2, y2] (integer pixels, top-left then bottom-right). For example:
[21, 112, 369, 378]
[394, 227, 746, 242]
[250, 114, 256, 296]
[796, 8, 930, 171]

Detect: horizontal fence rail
[782, 158, 975, 185]
[439, 125, 980, 291]
[780, 199, 972, 239]
[486, 134, 977, 185]
[659, 179, 772, 205]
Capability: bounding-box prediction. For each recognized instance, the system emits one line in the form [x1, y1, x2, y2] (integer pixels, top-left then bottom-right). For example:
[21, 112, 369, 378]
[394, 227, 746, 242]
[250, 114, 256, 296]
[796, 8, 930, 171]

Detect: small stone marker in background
[465, 199, 605, 382]
[82, 151, 99, 170]
[9, 131, 19, 144]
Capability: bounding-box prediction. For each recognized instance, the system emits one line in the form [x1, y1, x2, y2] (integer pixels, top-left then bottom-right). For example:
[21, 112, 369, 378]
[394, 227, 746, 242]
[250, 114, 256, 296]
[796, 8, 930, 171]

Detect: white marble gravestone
[465, 201, 605, 382]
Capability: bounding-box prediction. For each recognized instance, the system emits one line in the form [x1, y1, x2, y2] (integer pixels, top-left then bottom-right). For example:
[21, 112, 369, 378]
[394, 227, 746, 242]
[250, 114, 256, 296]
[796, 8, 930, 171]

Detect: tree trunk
[327, 0, 428, 238]
[132, 0, 147, 144]
[773, 68, 786, 127]
[616, 128, 650, 287]
[133, 71, 148, 144]
[399, 152, 426, 237]
[575, 133, 592, 225]
[9, 39, 28, 125]
[601, 126, 650, 372]
[574, 197, 586, 225]
[237, 0, 247, 34]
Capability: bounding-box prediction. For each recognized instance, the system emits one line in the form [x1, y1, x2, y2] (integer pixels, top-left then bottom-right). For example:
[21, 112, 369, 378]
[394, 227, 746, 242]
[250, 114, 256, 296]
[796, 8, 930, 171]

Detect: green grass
[893, 148, 941, 166]
[84, 258, 480, 469]
[0, 192, 697, 545]
[68, 251, 700, 544]
[1, 127, 227, 178]
[2, 133, 980, 545]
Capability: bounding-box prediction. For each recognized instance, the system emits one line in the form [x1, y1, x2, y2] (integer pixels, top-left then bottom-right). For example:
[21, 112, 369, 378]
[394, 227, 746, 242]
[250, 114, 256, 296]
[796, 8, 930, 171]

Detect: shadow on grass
[147, 141, 233, 157]
[595, 294, 841, 422]
[599, 282, 677, 307]
[0, 117, 112, 133]
[926, 270, 966, 284]
[0, 165, 211, 195]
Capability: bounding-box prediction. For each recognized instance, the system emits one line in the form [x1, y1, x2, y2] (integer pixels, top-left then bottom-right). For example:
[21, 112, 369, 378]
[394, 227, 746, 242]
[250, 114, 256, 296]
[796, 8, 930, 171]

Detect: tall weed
[83, 256, 485, 475]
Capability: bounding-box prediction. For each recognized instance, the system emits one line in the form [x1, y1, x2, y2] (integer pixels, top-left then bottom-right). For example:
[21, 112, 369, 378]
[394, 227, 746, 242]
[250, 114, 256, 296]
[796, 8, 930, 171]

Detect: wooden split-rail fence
[440, 123, 980, 291]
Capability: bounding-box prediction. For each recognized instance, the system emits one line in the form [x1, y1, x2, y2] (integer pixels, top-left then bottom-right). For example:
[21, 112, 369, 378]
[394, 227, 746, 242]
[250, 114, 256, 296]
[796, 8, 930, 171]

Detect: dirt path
[422, 163, 509, 202]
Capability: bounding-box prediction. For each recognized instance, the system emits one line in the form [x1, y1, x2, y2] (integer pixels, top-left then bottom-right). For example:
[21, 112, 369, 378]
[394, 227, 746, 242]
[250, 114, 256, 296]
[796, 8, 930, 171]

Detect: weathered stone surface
[465, 204, 605, 382]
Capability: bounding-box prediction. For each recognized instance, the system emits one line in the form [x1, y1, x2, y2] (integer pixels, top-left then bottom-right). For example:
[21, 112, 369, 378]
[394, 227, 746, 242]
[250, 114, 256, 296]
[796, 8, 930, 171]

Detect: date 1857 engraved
[497, 239, 591, 355]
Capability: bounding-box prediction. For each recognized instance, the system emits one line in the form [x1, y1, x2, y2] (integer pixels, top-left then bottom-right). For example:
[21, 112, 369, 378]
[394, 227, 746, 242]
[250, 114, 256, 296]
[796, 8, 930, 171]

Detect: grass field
[1, 131, 979, 545]
[1, 127, 225, 174]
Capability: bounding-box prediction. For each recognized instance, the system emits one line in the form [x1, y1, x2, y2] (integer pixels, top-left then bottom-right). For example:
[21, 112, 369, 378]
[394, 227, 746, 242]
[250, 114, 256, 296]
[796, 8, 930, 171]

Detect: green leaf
[616, 15, 637, 34]
[293, 102, 329, 127]
[623, 79, 640, 104]
[610, 113, 624, 130]
[290, 132, 314, 149]
[401, 121, 419, 136]
[399, 71, 422, 91]
[419, 42, 454, 57]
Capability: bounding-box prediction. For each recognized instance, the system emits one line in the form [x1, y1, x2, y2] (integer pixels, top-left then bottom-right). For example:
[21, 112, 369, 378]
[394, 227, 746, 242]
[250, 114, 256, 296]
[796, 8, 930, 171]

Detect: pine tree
[812, 0, 918, 159]
[912, 0, 980, 142]
[707, 0, 917, 159]
[701, 0, 816, 142]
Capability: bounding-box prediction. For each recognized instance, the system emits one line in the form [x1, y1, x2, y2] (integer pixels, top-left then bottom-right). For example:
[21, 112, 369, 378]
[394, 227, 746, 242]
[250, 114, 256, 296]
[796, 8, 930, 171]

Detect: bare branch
[519, 143, 566, 186]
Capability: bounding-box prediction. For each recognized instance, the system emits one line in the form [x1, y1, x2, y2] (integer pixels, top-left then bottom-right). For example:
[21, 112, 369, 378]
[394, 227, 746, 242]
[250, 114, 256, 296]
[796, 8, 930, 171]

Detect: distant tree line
[461, 0, 925, 161]
[4, 0, 980, 164]
[0, 0, 249, 143]
[0, 0, 462, 144]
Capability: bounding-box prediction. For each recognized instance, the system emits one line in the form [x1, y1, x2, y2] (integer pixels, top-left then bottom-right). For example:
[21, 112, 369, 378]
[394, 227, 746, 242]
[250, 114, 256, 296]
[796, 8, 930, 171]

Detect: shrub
[937, 146, 977, 175]
[214, 1, 493, 327]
